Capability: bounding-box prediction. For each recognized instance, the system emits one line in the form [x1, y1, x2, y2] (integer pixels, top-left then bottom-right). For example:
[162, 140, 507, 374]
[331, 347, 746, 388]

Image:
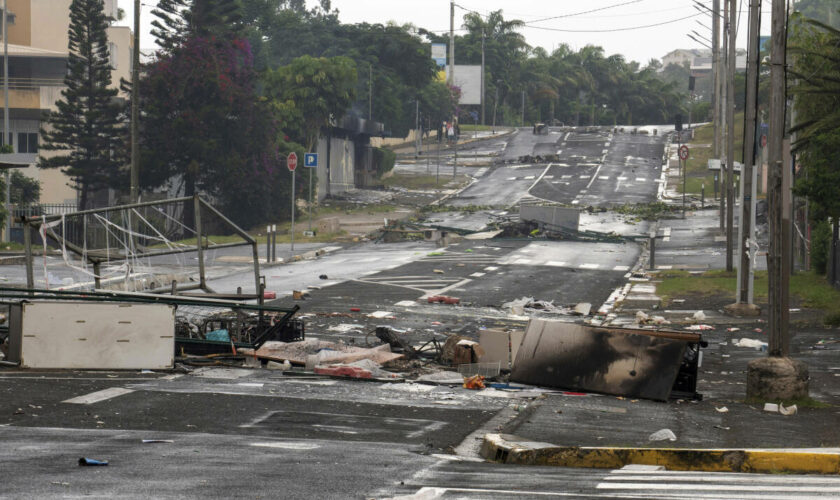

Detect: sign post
[287, 152, 298, 251]
[304, 153, 318, 234]
[679, 144, 690, 218]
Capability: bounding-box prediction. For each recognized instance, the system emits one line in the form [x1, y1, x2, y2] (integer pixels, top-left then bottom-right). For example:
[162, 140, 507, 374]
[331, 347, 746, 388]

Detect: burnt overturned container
[511, 319, 704, 401]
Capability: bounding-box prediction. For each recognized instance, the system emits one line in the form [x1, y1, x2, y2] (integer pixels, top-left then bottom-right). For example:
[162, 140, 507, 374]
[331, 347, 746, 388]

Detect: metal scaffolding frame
[18, 195, 262, 298]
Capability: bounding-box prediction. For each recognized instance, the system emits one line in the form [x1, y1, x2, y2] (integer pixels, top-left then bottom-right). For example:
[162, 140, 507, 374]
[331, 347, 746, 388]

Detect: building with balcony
[2, 0, 132, 205]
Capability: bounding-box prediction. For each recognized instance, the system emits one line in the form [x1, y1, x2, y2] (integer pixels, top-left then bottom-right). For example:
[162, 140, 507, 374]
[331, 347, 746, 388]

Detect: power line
[525, 0, 646, 24]
[523, 12, 705, 33]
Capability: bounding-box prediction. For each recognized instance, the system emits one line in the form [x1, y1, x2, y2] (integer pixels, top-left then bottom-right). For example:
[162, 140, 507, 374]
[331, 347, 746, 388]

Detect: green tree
[10, 171, 41, 205]
[37, 0, 123, 210]
[264, 55, 357, 152]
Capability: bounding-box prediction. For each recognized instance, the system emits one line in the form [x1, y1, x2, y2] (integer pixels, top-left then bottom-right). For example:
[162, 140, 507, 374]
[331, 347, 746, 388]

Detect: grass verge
[656, 269, 840, 324]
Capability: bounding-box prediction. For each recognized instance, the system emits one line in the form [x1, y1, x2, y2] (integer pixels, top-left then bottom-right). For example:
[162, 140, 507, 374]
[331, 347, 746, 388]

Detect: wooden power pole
[130, 0, 140, 202]
[767, 0, 790, 356]
[725, 0, 736, 272]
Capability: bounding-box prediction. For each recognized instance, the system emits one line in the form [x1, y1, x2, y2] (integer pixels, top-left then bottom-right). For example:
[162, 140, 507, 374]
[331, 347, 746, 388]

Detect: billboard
[445, 65, 482, 105]
[431, 43, 447, 68]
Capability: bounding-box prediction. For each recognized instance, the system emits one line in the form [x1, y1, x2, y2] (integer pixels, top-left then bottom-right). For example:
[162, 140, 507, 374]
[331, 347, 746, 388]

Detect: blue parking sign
[304, 153, 318, 168]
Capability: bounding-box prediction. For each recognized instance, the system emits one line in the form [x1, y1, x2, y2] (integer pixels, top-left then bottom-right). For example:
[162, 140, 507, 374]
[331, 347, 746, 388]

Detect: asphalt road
[4, 125, 825, 500]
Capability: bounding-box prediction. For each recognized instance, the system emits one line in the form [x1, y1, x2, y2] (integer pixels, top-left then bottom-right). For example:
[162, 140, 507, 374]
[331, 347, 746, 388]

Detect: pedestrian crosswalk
[420, 251, 499, 264]
[596, 468, 840, 499]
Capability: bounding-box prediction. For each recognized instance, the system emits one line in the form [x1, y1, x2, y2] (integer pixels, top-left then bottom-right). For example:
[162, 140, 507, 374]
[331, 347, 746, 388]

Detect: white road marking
[586, 163, 603, 189]
[562, 175, 572, 179]
[613, 265, 630, 271]
[579, 175, 589, 179]
[579, 263, 601, 269]
[63, 387, 135, 405]
[507, 177, 518, 181]
[523, 175, 536, 180]
[617, 176, 628, 181]
[656, 265, 673, 270]
[514, 258, 533, 265]
[599, 175, 609, 180]
[636, 177, 647, 182]
[250, 442, 320, 450]
[469, 272, 486, 278]
[543, 175, 554, 179]
[237, 383, 264, 388]
[571, 200, 580, 205]
[484, 266, 499, 271]
[546, 261, 567, 267]
[596, 483, 840, 493]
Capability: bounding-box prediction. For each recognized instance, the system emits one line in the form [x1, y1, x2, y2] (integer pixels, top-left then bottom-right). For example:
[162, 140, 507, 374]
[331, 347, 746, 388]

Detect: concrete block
[317, 217, 341, 234]
[746, 356, 809, 400]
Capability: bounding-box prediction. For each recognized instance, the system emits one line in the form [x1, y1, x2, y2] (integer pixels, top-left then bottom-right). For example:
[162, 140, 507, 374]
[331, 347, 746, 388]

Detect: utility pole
[521, 90, 525, 126]
[130, 0, 140, 203]
[767, 0, 790, 357]
[719, 0, 728, 232]
[369, 63, 373, 120]
[712, 0, 720, 160]
[729, 0, 762, 315]
[481, 30, 485, 125]
[746, 0, 807, 403]
[3, 0, 9, 243]
[448, 0, 455, 86]
[725, 0, 736, 271]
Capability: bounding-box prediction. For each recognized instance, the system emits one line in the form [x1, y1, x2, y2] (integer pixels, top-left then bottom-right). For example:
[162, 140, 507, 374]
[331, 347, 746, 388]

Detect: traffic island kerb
[480, 433, 840, 474]
[723, 302, 762, 317]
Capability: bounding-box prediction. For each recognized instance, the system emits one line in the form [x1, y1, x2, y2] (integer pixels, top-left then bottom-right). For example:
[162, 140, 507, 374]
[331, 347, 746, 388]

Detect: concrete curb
[480, 433, 840, 474]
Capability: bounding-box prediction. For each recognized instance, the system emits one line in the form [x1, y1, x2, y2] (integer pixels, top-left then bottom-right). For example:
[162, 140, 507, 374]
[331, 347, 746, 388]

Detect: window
[17, 133, 38, 154]
[109, 42, 117, 70]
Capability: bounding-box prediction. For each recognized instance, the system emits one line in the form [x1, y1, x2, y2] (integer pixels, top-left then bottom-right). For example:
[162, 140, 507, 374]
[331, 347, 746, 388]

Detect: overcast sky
[117, 0, 772, 65]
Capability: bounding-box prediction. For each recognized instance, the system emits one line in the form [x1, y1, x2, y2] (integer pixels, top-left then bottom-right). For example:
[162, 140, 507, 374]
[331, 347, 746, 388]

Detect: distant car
[532, 123, 549, 135]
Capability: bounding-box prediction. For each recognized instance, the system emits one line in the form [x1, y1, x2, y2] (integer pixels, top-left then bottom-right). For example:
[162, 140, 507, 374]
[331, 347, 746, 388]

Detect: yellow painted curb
[481, 434, 840, 475]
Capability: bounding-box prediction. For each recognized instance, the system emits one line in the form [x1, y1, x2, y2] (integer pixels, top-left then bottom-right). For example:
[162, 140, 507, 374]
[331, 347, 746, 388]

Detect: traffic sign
[304, 153, 318, 168]
[760, 134, 767, 148]
[678, 145, 689, 161]
[287, 152, 298, 171]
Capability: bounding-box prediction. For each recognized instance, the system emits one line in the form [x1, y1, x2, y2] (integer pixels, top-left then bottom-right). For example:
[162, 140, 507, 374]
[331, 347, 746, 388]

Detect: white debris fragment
[648, 429, 677, 442]
[394, 300, 417, 307]
[779, 403, 798, 416]
[763, 403, 779, 412]
[693, 310, 707, 321]
[327, 324, 365, 334]
[635, 310, 650, 323]
[715, 406, 729, 413]
[733, 338, 768, 350]
[367, 311, 395, 319]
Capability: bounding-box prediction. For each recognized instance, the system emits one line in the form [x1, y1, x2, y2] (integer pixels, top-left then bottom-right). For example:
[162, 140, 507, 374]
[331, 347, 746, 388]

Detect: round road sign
[678, 145, 689, 161]
[287, 152, 298, 172]
[760, 134, 767, 148]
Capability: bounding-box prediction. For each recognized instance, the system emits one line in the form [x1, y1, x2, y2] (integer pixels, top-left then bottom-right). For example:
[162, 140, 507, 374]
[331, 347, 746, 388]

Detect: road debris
[511, 319, 704, 401]
[684, 324, 714, 331]
[733, 338, 768, 350]
[78, 458, 108, 466]
[427, 295, 460, 305]
[463, 375, 486, 390]
[648, 429, 677, 442]
[247, 339, 403, 366]
[715, 406, 729, 413]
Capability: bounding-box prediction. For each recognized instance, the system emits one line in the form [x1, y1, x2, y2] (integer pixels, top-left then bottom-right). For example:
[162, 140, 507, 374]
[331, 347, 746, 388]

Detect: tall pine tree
[38, 0, 123, 210]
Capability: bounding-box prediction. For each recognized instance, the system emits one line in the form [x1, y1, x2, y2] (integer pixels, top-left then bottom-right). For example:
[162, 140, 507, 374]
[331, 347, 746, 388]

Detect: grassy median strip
[656, 269, 840, 324]
[680, 116, 745, 195]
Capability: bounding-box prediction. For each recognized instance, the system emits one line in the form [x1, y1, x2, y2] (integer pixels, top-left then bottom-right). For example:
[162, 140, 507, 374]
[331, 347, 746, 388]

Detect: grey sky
[118, 0, 771, 65]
